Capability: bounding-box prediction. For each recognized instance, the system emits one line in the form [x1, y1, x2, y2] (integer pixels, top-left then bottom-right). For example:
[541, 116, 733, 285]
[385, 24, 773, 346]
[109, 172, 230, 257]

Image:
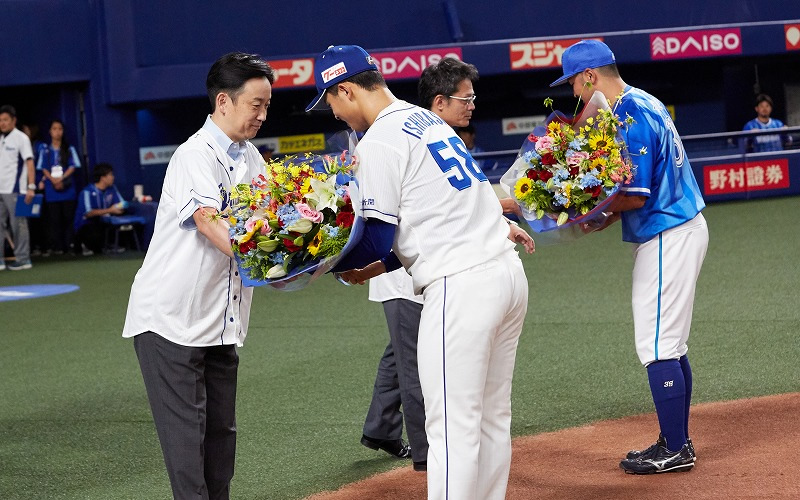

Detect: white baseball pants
[632, 212, 709, 366]
[418, 249, 528, 500]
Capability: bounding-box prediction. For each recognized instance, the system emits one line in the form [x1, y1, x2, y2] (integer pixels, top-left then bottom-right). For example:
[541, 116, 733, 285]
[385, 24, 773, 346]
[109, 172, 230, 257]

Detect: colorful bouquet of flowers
[500, 90, 638, 243]
[227, 151, 363, 290]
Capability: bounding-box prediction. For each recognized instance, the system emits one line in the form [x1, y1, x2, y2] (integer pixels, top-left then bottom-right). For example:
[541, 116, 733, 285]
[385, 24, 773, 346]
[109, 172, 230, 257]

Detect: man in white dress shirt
[123, 52, 274, 500]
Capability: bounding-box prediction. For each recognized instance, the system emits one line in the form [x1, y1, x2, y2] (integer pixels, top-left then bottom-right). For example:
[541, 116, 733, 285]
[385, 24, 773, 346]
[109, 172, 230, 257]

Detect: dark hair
[93, 162, 114, 183]
[0, 105, 17, 118]
[326, 70, 387, 97]
[206, 52, 275, 112]
[595, 63, 621, 79]
[48, 119, 73, 167]
[755, 94, 773, 107]
[23, 123, 40, 142]
[457, 123, 476, 135]
[418, 58, 479, 109]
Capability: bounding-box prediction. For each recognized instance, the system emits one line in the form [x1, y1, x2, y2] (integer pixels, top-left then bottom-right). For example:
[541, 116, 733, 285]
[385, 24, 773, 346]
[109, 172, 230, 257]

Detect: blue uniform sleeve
[331, 219, 396, 272]
[68, 146, 81, 168]
[619, 106, 655, 198]
[35, 145, 46, 171]
[381, 252, 402, 273]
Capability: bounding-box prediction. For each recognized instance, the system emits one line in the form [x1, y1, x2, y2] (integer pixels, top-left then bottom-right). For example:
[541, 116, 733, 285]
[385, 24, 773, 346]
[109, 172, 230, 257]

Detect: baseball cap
[305, 45, 380, 112]
[550, 40, 616, 87]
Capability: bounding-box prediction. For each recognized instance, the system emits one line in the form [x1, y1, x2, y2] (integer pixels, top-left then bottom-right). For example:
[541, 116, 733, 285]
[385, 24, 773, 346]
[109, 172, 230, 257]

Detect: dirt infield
[307, 392, 799, 500]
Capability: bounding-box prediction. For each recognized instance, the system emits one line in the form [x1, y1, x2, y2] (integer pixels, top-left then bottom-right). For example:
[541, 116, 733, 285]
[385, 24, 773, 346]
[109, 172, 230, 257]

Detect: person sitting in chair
[73, 162, 126, 255]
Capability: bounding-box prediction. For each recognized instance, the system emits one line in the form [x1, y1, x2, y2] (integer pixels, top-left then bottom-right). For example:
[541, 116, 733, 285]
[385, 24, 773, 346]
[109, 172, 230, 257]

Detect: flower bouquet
[227, 151, 363, 290]
[500, 90, 638, 244]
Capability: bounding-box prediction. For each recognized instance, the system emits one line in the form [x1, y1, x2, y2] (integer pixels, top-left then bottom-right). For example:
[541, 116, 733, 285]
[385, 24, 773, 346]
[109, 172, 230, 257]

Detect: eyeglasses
[448, 94, 477, 105]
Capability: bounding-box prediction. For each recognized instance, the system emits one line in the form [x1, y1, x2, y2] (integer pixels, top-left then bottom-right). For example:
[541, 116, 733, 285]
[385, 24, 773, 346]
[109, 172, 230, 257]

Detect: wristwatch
[27, 183, 36, 191]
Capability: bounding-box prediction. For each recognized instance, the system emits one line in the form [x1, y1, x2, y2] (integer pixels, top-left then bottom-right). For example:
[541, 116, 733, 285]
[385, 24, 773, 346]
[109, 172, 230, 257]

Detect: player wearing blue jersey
[552, 40, 709, 475]
[742, 94, 792, 153]
[307, 45, 530, 500]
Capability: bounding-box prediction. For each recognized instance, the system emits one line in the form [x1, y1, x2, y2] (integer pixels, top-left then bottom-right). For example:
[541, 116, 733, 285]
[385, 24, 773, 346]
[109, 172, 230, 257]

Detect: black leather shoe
[360, 434, 412, 459]
[413, 460, 427, 471]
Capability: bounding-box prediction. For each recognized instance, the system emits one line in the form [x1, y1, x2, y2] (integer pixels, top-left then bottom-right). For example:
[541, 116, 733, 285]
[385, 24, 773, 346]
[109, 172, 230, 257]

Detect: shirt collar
[203, 115, 245, 161]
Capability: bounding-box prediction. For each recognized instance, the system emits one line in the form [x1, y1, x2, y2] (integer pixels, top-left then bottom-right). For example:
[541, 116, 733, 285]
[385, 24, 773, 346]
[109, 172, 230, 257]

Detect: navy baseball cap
[305, 45, 380, 112]
[550, 40, 616, 87]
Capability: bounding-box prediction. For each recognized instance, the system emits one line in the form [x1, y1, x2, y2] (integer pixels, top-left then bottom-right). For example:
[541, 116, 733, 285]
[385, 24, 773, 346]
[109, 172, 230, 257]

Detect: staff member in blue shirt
[36, 119, 81, 255]
[73, 162, 125, 255]
[552, 40, 709, 475]
[742, 94, 792, 153]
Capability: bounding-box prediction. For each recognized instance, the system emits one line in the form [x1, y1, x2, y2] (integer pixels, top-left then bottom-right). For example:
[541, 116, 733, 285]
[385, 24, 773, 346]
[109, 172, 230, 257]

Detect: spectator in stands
[0, 104, 36, 270]
[37, 119, 81, 255]
[73, 163, 125, 255]
[742, 94, 792, 152]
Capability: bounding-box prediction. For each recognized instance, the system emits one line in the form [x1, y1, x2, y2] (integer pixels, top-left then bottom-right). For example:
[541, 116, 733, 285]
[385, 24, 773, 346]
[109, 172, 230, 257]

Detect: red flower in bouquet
[336, 211, 354, 228]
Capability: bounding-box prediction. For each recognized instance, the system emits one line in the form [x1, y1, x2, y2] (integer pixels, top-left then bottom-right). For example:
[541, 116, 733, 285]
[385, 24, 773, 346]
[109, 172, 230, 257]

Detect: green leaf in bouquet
[282, 253, 295, 273]
[268, 219, 281, 230]
[257, 239, 279, 253]
[303, 226, 321, 244]
[557, 211, 569, 226]
[317, 226, 350, 257]
[536, 208, 545, 220]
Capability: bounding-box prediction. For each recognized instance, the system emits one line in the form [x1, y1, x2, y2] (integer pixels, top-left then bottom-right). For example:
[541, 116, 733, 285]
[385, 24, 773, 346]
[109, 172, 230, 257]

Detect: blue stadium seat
[105, 215, 147, 252]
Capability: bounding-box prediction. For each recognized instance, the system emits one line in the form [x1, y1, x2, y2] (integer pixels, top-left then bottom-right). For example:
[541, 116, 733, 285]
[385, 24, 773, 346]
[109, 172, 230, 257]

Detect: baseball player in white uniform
[307, 45, 529, 500]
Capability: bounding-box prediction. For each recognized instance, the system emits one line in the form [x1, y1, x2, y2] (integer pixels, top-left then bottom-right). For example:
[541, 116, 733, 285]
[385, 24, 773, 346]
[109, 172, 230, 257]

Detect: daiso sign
[372, 48, 463, 80]
[650, 28, 742, 60]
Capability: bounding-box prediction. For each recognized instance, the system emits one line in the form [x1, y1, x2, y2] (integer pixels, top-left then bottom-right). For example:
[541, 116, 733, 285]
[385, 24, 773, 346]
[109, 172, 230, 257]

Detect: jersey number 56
[427, 137, 488, 191]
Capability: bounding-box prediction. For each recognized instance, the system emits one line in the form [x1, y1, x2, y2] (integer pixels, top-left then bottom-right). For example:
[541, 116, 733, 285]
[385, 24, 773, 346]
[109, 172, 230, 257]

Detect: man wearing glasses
[418, 58, 477, 129]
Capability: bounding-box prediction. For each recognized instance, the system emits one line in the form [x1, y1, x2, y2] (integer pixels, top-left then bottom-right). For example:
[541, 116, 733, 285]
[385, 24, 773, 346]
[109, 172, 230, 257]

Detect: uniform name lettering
[401, 110, 445, 137]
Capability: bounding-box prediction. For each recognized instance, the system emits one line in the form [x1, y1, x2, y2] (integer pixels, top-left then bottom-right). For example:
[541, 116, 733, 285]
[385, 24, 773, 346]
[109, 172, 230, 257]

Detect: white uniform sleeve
[170, 147, 223, 230]
[18, 135, 33, 161]
[355, 139, 404, 225]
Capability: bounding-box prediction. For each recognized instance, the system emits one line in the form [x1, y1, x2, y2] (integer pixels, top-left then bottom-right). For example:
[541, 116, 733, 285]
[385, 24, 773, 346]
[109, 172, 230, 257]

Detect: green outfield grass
[1, 196, 798, 499]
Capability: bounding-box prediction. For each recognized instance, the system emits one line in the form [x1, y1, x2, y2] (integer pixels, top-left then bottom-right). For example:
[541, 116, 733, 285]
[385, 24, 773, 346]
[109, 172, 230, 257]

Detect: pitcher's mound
[307, 392, 800, 499]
